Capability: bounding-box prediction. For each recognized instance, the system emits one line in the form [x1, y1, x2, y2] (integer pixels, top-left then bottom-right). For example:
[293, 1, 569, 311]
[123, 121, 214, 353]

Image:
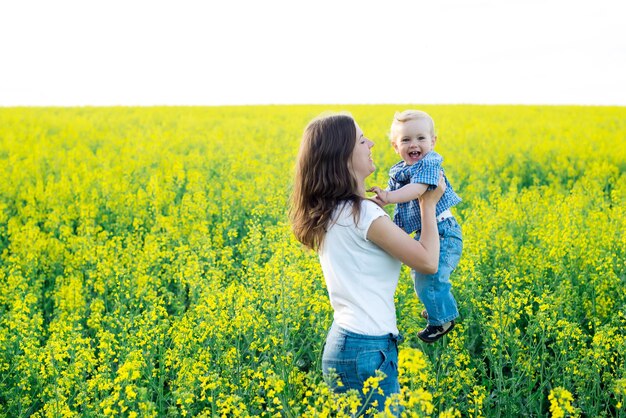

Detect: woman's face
[349, 122, 375, 180]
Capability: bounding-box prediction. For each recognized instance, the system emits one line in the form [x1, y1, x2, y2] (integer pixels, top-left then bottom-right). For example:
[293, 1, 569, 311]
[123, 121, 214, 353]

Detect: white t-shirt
[319, 199, 402, 336]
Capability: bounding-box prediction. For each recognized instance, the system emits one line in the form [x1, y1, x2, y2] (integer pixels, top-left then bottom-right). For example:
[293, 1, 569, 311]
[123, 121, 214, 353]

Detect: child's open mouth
[409, 151, 421, 159]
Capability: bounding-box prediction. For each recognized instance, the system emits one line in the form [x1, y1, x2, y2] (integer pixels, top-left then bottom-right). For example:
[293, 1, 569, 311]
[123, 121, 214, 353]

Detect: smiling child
[369, 110, 463, 343]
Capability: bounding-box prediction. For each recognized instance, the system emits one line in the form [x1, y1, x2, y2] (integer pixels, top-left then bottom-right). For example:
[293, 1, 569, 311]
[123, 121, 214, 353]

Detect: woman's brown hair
[290, 113, 362, 250]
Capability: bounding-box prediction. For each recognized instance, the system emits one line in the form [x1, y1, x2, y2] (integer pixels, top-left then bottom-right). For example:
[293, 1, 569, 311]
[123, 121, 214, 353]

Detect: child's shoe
[417, 320, 455, 343]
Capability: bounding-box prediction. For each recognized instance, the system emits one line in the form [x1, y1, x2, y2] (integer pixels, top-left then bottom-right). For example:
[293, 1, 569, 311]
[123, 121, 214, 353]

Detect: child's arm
[368, 183, 429, 205]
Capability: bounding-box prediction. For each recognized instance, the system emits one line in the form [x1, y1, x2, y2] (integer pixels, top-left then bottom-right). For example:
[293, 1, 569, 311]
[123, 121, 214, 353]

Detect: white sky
[1, 0, 625, 106]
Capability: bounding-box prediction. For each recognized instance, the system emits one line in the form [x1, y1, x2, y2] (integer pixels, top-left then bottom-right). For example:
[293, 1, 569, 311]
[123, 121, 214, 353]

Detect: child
[369, 110, 463, 343]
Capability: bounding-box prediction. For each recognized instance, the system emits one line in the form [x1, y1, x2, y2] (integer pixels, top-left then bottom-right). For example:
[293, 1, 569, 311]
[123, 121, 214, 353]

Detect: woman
[290, 113, 444, 412]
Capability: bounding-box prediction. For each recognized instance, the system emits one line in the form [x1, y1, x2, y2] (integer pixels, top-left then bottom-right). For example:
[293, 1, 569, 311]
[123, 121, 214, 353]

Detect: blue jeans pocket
[356, 349, 387, 384]
[322, 325, 401, 406]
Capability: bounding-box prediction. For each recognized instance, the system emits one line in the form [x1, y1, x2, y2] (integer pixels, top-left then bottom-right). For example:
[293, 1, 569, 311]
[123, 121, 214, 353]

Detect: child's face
[391, 118, 436, 165]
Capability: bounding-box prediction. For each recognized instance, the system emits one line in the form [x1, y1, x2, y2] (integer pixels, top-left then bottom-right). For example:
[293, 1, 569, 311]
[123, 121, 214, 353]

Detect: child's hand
[368, 195, 387, 208]
[367, 186, 390, 206]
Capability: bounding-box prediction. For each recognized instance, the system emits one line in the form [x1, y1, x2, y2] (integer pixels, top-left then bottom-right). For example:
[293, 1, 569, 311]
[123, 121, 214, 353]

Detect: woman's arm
[366, 174, 445, 274]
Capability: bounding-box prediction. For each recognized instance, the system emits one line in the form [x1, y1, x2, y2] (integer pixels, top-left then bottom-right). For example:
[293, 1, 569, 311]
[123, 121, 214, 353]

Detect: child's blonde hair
[390, 110, 436, 141]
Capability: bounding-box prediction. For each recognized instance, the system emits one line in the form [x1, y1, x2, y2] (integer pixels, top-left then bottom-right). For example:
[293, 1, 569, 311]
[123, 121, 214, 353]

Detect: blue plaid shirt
[388, 151, 461, 234]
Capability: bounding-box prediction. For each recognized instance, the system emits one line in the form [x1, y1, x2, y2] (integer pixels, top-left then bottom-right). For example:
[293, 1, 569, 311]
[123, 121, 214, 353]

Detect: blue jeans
[412, 217, 462, 326]
[322, 323, 403, 414]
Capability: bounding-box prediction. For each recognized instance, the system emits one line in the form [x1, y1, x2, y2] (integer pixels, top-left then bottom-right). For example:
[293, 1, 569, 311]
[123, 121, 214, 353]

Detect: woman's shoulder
[332, 199, 388, 225]
[360, 199, 390, 222]
[325, 199, 390, 242]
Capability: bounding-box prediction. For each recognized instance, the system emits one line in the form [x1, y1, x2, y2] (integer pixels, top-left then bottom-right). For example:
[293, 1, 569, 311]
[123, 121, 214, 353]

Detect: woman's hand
[419, 171, 446, 207]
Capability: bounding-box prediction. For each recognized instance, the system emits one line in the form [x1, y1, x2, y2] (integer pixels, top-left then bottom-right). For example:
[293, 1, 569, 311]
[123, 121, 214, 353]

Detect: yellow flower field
[0, 105, 625, 417]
